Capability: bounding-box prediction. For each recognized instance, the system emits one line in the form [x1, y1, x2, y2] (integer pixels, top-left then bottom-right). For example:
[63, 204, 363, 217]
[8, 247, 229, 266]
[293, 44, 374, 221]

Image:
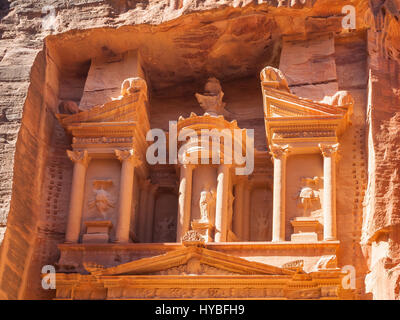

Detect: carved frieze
[181, 230, 205, 245]
[273, 130, 336, 139]
[72, 137, 133, 145]
[155, 261, 240, 276]
[66, 149, 91, 167]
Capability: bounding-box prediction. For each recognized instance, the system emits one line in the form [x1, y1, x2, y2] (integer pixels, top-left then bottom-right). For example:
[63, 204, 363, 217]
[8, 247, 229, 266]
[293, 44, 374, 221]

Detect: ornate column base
[191, 220, 214, 243]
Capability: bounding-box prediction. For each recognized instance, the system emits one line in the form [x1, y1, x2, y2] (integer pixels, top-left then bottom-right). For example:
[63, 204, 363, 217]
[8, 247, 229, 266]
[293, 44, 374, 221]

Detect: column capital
[319, 143, 339, 158]
[114, 149, 142, 166]
[179, 152, 197, 168]
[218, 163, 232, 172]
[182, 163, 196, 170]
[269, 144, 290, 160]
[66, 150, 91, 167]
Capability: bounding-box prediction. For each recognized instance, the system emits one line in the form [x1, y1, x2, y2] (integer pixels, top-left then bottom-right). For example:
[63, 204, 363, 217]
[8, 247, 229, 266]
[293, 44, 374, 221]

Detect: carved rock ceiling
[46, 1, 369, 94]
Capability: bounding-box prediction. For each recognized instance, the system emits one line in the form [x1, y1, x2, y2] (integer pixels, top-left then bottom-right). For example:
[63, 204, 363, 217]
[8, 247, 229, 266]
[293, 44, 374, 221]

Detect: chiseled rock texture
[0, 0, 398, 299]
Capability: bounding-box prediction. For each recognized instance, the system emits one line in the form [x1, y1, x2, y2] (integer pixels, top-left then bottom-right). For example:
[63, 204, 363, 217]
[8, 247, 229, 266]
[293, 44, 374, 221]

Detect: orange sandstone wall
[0, 0, 398, 300]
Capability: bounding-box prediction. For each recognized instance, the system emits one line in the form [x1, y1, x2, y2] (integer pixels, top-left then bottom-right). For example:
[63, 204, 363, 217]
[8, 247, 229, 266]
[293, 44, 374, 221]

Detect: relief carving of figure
[256, 210, 270, 240]
[155, 216, 175, 242]
[88, 180, 115, 220]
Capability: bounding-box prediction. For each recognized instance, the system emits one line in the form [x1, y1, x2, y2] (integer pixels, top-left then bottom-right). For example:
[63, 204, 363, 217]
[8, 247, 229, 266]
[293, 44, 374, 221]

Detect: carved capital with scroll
[319, 143, 339, 158]
[269, 144, 291, 160]
[114, 149, 142, 167]
[66, 150, 91, 168]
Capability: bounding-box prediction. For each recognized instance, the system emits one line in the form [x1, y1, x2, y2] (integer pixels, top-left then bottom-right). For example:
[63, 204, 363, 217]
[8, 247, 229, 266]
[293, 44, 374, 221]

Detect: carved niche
[153, 191, 178, 243]
[250, 188, 272, 241]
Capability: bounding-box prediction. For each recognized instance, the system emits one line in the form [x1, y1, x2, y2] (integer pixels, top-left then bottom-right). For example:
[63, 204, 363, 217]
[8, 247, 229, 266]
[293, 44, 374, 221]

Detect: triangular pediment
[84, 246, 294, 276]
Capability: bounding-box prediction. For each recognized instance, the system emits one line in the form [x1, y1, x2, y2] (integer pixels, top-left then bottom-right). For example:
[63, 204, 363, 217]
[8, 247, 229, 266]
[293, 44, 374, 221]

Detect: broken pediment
[57, 77, 149, 131]
[83, 246, 295, 276]
[260, 67, 354, 146]
[55, 78, 151, 165]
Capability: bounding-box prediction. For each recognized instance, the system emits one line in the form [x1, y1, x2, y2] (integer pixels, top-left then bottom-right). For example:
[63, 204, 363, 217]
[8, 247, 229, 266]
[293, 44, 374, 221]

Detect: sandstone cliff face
[0, 0, 398, 299]
[362, 0, 400, 300]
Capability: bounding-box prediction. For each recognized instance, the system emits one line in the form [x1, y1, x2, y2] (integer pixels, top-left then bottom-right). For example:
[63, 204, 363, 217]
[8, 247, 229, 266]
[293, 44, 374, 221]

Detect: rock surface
[0, 0, 398, 300]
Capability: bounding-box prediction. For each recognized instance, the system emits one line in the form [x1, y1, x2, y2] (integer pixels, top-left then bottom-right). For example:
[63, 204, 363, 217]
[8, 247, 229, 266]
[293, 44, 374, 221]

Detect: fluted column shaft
[270, 144, 290, 242]
[215, 164, 230, 242]
[319, 143, 339, 241]
[176, 164, 194, 241]
[115, 149, 141, 243]
[65, 150, 91, 243]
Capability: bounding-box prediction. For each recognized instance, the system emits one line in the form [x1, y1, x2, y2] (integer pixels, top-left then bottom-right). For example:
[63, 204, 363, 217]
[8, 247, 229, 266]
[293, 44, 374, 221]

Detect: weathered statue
[199, 189, 214, 223]
[88, 180, 115, 220]
[58, 100, 81, 114]
[320, 90, 354, 107]
[195, 77, 226, 116]
[260, 66, 291, 93]
[256, 212, 269, 240]
[297, 177, 320, 216]
[120, 77, 148, 97]
[88, 189, 115, 219]
[113, 77, 148, 101]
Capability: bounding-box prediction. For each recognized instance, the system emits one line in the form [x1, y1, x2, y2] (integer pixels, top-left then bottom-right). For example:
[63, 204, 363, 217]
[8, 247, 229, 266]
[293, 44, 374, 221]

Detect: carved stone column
[319, 143, 339, 241]
[145, 184, 158, 242]
[65, 150, 91, 243]
[176, 164, 194, 241]
[114, 149, 141, 243]
[215, 164, 230, 242]
[233, 178, 245, 239]
[242, 182, 251, 241]
[138, 179, 151, 242]
[270, 144, 290, 242]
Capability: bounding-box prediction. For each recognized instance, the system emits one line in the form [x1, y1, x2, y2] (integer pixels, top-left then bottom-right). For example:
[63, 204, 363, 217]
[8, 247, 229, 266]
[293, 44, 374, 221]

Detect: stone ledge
[58, 241, 340, 252]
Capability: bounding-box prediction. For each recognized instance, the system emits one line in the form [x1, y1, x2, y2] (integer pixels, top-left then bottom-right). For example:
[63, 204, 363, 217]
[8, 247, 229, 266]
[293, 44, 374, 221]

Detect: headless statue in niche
[199, 189, 215, 223]
[88, 180, 115, 220]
